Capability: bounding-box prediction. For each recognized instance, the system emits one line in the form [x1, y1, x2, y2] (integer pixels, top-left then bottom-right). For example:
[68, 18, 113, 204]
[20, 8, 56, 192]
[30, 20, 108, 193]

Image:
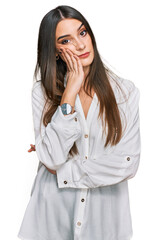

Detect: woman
[18, 5, 141, 240]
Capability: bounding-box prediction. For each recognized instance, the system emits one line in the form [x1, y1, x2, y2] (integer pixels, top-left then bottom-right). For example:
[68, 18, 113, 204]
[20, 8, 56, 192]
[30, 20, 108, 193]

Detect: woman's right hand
[58, 47, 85, 95]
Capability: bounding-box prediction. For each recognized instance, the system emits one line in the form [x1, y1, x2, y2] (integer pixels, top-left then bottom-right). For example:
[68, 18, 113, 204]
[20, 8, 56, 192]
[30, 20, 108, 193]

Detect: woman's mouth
[78, 52, 90, 58]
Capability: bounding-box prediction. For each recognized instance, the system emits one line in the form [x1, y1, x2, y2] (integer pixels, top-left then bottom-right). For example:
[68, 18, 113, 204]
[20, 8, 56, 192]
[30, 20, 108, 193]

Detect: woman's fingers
[73, 54, 83, 75]
[28, 144, 36, 152]
[65, 48, 83, 75]
[31, 144, 35, 150]
[63, 48, 74, 71]
[60, 48, 72, 71]
[61, 48, 74, 71]
[57, 47, 84, 92]
[65, 49, 78, 73]
[59, 48, 80, 73]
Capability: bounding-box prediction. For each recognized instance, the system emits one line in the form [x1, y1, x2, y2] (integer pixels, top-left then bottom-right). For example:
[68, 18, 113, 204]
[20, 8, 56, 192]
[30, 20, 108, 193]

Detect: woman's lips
[78, 52, 90, 58]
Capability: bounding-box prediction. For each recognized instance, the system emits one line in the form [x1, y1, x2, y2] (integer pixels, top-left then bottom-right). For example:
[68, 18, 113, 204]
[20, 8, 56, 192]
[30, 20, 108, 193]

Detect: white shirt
[17, 72, 141, 240]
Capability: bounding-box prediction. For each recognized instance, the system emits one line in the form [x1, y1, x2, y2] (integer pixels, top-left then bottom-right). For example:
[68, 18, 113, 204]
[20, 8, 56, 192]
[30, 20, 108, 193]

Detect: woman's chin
[80, 56, 93, 65]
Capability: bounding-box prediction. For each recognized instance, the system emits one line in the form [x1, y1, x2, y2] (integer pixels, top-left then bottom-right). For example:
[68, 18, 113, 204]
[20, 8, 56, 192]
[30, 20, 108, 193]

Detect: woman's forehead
[56, 19, 83, 38]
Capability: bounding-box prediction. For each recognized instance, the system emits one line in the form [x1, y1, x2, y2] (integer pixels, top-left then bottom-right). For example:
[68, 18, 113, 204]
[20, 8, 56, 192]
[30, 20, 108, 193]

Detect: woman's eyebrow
[57, 23, 84, 41]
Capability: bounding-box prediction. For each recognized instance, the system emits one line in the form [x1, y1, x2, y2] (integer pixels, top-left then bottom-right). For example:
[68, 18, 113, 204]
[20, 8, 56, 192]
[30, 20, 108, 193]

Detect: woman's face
[55, 18, 94, 68]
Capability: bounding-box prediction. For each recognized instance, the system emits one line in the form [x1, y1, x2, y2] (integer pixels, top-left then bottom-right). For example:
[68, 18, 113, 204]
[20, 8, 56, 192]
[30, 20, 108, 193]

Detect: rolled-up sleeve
[56, 85, 141, 188]
[32, 81, 82, 170]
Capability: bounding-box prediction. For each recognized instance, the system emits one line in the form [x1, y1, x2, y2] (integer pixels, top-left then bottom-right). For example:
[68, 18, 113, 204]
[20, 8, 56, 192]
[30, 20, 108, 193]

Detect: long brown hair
[34, 5, 129, 157]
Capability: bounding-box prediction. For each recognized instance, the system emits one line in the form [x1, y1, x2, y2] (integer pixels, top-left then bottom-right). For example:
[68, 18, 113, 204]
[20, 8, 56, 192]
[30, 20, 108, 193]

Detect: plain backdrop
[0, 0, 158, 239]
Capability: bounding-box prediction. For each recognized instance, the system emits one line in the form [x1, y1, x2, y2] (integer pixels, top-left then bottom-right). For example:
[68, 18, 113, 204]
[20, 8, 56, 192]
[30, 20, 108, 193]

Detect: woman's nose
[72, 39, 85, 50]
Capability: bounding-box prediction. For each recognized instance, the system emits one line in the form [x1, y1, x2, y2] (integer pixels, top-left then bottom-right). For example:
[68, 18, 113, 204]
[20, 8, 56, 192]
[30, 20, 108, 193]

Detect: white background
[0, 0, 158, 239]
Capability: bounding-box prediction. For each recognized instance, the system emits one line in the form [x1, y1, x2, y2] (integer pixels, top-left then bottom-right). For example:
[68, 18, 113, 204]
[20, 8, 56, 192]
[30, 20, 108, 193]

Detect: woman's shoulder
[31, 80, 46, 104]
[107, 71, 140, 102]
[32, 80, 42, 93]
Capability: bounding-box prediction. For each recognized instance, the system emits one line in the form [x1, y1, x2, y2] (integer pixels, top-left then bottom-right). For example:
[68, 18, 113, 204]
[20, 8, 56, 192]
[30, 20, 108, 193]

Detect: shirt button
[127, 157, 130, 161]
[84, 134, 88, 138]
[64, 180, 67, 184]
[85, 156, 88, 159]
[81, 198, 85, 202]
[77, 222, 81, 226]
[74, 117, 77, 121]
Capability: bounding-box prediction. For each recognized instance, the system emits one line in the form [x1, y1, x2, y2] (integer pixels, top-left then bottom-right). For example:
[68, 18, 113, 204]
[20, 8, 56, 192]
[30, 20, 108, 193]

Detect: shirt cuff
[52, 105, 80, 123]
[56, 158, 94, 189]
[56, 159, 75, 188]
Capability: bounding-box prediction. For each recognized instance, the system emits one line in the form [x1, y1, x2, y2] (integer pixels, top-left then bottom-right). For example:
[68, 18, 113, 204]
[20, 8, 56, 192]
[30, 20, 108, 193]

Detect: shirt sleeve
[32, 81, 82, 170]
[56, 85, 141, 188]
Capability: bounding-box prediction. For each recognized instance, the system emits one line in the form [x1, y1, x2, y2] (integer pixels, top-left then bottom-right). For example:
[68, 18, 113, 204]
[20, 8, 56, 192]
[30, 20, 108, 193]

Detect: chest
[78, 92, 94, 120]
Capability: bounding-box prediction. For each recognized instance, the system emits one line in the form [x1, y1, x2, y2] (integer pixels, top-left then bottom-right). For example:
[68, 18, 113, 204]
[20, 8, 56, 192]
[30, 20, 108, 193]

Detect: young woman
[18, 5, 141, 240]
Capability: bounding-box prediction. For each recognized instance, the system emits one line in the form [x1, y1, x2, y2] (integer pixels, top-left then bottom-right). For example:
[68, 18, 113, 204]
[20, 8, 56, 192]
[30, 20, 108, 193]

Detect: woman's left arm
[56, 86, 141, 188]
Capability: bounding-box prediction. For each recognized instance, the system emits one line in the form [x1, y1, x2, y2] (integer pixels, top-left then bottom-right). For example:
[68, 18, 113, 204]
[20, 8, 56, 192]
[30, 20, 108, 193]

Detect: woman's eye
[61, 39, 70, 44]
[60, 30, 87, 44]
[80, 30, 87, 36]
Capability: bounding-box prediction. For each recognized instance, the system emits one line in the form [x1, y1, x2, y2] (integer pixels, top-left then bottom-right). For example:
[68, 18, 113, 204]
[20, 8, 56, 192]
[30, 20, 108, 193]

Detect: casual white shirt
[17, 72, 141, 240]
